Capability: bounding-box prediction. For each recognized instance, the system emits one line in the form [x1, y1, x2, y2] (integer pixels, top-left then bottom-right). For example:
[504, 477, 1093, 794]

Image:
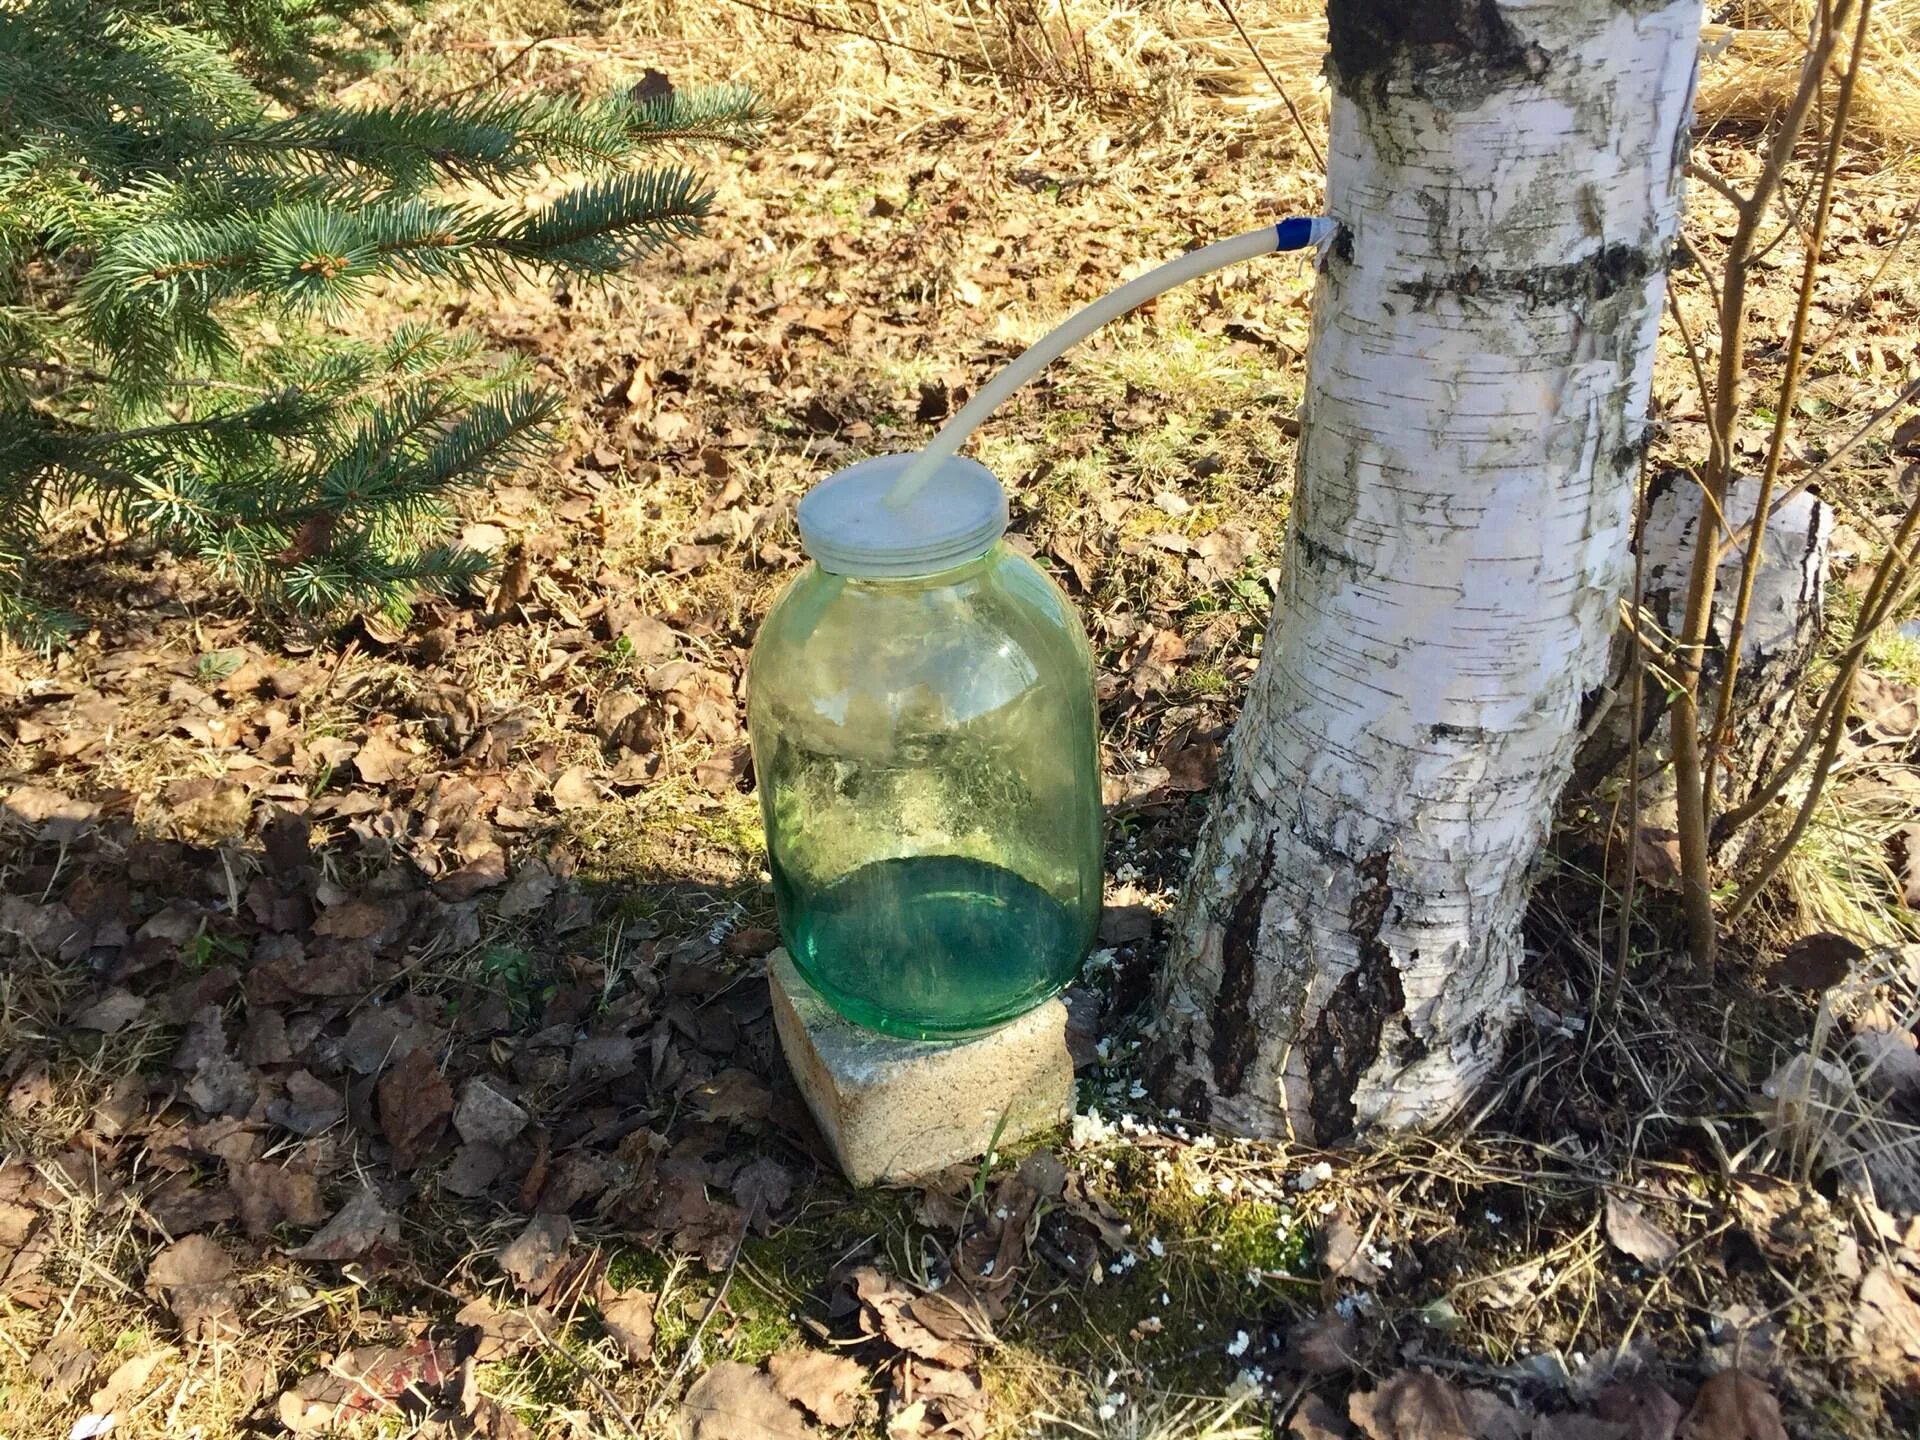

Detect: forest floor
[4, 3, 1920, 1437]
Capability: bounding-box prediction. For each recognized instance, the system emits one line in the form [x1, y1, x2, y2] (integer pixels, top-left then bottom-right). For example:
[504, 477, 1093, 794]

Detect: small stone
[768, 949, 1072, 1186]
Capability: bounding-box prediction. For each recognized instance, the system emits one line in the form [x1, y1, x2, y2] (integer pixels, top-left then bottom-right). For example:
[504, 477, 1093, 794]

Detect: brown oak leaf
[677, 1361, 815, 1440]
[768, 1347, 866, 1428]
[376, 1047, 453, 1170]
[1678, 1371, 1786, 1440]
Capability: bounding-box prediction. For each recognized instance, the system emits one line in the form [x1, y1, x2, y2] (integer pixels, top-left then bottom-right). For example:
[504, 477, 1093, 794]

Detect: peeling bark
[1574, 473, 1833, 866]
[1155, 0, 1702, 1138]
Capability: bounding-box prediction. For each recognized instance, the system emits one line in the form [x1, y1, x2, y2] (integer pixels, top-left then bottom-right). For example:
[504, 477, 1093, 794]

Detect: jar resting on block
[747, 453, 1103, 1039]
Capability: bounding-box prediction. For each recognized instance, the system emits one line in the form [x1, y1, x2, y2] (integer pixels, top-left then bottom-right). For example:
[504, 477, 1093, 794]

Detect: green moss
[564, 786, 764, 889]
[479, 1346, 578, 1416]
[1867, 626, 1920, 688]
[716, 1270, 808, 1363]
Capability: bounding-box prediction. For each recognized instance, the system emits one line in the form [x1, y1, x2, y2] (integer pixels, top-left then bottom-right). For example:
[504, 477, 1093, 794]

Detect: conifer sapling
[0, 0, 764, 644]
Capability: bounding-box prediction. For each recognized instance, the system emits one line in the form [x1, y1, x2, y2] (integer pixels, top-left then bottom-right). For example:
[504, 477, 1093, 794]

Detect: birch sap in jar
[746, 454, 1103, 1039]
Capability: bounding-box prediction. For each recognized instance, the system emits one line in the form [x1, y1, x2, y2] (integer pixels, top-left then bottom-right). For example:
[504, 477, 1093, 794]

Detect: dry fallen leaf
[1854, 1264, 1920, 1377]
[847, 1266, 976, 1369]
[499, 1214, 573, 1296]
[2, 783, 100, 839]
[1530, 1417, 1630, 1440]
[732, 1155, 794, 1233]
[29, 1327, 97, 1402]
[600, 1289, 656, 1364]
[1603, 1194, 1680, 1269]
[768, 1347, 867, 1428]
[1770, 931, 1864, 990]
[1854, 671, 1920, 743]
[552, 765, 598, 811]
[1891, 823, 1920, 909]
[436, 843, 509, 899]
[164, 778, 253, 845]
[147, 1234, 239, 1339]
[231, 1160, 327, 1237]
[454, 1077, 531, 1148]
[1632, 826, 1684, 888]
[496, 860, 557, 918]
[693, 741, 752, 795]
[456, 1296, 554, 1361]
[1678, 1370, 1786, 1440]
[677, 1360, 816, 1440]
[1348, 1370, 1526, 1440]
[1851, 1017, 1920, 1104]
[289, 1187, 401, 1261]
[376, 1047, 453, 1170]
[267, 1069, 346, 1137]
[1320, 1210, 1385, 1285]
[86, 1348, 176, 1421]
[277, 1337, 461, 1434]
[72, 988, 147, 1034]
[1286, 1311, 1360, 1374]
[353, 726, 414, 785]
[1590, 1380, 1684, 1440]
[1289, 1393, 1353, 1440]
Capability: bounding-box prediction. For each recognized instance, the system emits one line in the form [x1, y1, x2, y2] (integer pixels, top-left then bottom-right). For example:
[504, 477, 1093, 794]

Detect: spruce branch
[1, 0, 757, 637]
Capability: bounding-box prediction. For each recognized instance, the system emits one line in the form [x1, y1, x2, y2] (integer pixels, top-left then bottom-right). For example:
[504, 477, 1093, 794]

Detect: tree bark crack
[1207, 835, 1279, 1100]
[1305, 850, 1405, 1142]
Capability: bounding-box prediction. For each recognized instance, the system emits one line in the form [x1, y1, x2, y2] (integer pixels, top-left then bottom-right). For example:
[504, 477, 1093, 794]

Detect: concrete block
[767, 949, 1073, 1186]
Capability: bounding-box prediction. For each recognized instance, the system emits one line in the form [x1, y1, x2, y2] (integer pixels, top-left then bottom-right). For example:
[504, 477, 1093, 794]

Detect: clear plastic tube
[884, 217, 1333, 508]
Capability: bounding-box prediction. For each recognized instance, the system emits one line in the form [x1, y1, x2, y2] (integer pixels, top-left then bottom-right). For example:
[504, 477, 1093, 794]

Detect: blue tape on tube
[1274, 216, 1316, 250]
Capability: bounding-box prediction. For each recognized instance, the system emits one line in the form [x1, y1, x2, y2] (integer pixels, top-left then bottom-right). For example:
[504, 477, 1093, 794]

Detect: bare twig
[1718, 371, 1920, 561]
[1668, 0, 1856, 972]
[524, 1310, 645, 1440]
[643, 1221, 750, 1425]
[444, 33, 559, 99]
[1705, 0, 1873, 808]
[1724, 466, 1920, 921]
[1685, 158, 1751, 213]
[1608, 468, 1657, 1020]
[711, 0, 1110, 96]
[1210, 0, 1325, 173]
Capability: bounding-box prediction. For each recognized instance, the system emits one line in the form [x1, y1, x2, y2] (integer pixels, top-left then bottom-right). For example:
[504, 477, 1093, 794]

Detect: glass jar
[748, 454, 1102, 1039]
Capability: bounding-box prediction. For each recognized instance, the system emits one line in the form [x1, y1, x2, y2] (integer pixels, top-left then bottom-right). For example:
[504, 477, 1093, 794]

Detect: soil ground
[4, 3, 1920, 1437]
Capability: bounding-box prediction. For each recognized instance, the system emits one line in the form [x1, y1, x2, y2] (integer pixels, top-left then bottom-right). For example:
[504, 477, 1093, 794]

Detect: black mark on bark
[1612, 429, 1651, 475]
[1327, 0, 1549, 107]
[1208, 836, 1279, 1098]
[1304, 850, 1405, 1143]
[1398, 242, 1659, 311]
[1295, 529, 1364, 578]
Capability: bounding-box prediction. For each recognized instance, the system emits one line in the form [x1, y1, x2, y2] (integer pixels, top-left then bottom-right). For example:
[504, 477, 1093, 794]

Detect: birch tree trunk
[1153, 0, 1702, 1139]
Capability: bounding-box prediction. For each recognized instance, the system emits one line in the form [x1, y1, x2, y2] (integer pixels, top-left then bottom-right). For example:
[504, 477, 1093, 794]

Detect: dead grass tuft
[1701, 0, 1920, 149]
[592, 0, 1920, 150]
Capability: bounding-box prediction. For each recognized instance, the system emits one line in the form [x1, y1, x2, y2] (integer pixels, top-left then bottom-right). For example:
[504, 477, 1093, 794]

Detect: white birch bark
[1573, 473, 1832, 868]
[1155, 0, 1702, 1139]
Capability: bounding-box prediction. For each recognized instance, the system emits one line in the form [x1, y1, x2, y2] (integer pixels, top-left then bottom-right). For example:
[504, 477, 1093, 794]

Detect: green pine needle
[0, 0, 758, 636]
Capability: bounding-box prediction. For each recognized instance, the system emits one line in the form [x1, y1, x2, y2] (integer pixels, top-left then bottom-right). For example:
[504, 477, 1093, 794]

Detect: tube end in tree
[1275, 216, 1338, 251]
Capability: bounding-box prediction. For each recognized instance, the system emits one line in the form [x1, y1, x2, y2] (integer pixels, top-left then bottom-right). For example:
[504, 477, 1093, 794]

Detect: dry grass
[1702, 0, 1920, 149]
[587, 0, 1920, 151]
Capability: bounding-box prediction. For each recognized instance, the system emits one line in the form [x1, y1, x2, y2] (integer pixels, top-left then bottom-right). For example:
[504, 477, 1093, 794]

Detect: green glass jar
[748, 454, 1103, 1039]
